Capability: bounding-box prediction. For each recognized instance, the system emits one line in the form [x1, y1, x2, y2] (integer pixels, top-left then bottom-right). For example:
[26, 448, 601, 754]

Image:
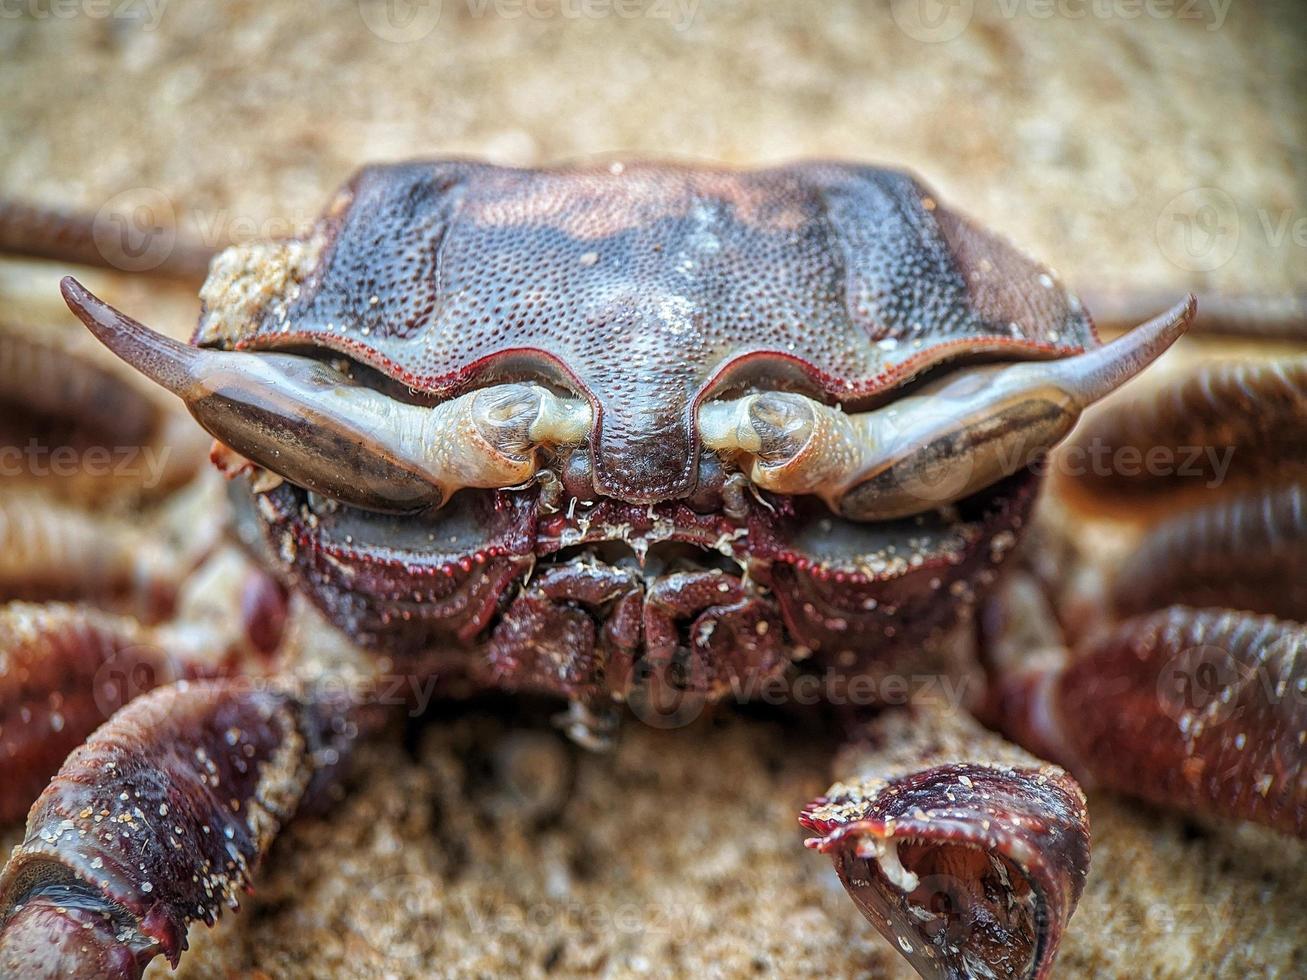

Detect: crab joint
[700, 296, 1195, 520]
[61, 277, 592, 513]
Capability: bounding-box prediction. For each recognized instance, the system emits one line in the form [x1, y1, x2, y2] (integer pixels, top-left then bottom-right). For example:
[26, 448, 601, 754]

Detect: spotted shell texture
[195, 160, 1096, 502]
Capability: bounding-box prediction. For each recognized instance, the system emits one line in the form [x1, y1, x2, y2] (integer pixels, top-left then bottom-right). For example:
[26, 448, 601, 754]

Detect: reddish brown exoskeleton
[0, 161, 1301, 979]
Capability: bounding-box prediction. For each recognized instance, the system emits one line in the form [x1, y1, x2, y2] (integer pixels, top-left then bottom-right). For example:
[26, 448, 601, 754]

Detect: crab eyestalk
[61, 277, 592, 513]
[701, 296, 1195, 519]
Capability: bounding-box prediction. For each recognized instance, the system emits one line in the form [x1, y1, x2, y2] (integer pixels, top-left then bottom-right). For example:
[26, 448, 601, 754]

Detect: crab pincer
[802, 706, 1089, 980]
[0, 679, 357, 979]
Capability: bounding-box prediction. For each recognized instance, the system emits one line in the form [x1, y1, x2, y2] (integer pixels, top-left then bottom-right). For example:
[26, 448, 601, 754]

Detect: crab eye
[61, 277, 592, 513]
[700, 297, 1194, 520]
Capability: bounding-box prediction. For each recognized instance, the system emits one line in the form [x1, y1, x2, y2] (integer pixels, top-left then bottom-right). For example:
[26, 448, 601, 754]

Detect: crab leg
[1110, 482, 1307, 621]
[0, 198, 215, 282]
[0, 678, 357, 978]
[701, 298, 1193, 520]
[1066, 355, 1307, 494]
[0, 322, 209, 501]
[0, 604, 215, 824]
[1076, 286, 1306, 339]
[0, 494, 176, 612]
[61, 277, 592, 513]
[802, 704, 1089, 980]
[991, 603, 1305, 838]
[1, 546, 289, 816]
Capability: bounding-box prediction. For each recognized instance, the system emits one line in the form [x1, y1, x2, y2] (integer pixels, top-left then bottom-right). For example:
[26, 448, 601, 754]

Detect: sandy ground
[1, 1, 1305, 977]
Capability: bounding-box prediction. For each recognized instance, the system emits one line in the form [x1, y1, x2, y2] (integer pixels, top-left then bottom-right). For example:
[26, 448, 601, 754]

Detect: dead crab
[0, 161, 1302, 979]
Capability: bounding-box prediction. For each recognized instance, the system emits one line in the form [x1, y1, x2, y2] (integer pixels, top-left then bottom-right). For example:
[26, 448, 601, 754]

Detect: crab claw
[702, 296, 1195, 520]
[801, 706, 1089, 980]
[61, 277, 591, 514]
[0, 679, 358, 979]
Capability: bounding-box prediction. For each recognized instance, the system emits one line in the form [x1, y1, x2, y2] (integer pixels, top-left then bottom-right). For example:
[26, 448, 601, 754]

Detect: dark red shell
[195, 160, 1094, 502]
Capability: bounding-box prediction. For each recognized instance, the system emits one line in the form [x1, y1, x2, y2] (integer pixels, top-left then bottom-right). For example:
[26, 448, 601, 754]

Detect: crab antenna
[700, 296, 1196, 521]
[62, 277, 593, 513]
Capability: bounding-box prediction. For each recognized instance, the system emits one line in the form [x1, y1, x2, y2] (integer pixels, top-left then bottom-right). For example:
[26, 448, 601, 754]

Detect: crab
[0, 160, 1302, 979]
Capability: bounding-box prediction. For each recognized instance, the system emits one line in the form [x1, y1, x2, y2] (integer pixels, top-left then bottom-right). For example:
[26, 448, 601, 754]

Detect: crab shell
[196, 161, 1094, 499]
[194, 160, 1096, 696]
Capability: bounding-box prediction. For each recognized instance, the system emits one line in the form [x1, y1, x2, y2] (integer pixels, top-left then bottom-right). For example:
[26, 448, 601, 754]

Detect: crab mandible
[0, 161, 1301, 979]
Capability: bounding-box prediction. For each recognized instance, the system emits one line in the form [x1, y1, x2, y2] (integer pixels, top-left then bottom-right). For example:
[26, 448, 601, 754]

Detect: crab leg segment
[1067, 354, 1307, 494]
[701, 297, 1194, 519]
[0, 679, 357, 979]
[61, 277, 592, 513]
[0, 605, 220, 824]
[991, 604, 1307, 838]
[802, 706, 1089, 980]
[1, 548, 289, 823]
[1111, 482, 1307, 621]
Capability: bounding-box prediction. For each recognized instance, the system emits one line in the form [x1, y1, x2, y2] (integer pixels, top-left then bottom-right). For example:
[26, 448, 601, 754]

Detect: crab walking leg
[701, 297, 1193, 520]
[1110, 482, 1307, 621]
[1066, 355, 1307, 493]
[0, 604, 224, 824]
[802, 705, 1089, 980]
[1074, 286, 1306, 340]
[0, 198, 215, 283]
[0, 321, 159, 446]
[0, 494, 175, 610]
[0, 322, 211, 499]
[990, 603, 1306, 838]
[1, 545, 290, 822]
[0, 679, 358, 979]
[61, 277, 592, 514]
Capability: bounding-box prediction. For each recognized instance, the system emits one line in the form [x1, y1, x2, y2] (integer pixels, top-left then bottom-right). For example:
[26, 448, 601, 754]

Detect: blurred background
[1, 1, 1304, 977]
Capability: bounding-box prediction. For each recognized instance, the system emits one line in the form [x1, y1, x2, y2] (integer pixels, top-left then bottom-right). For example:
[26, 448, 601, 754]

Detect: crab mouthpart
[61, 277, 592, 514]
[702, 296, 1195, 520]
